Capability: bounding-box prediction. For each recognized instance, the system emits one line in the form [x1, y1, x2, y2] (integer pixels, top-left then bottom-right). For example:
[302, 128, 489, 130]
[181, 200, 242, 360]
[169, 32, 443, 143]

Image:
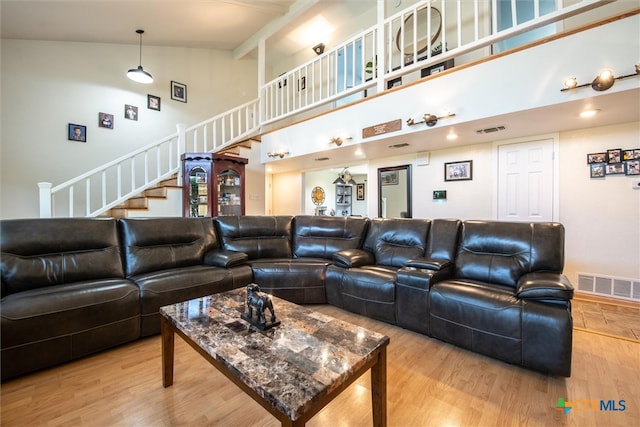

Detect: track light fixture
[406, 112, 456, 127]
[127, 29, 153, 84]
[267, 151, 289, 159]
[561, 65, 639, 92]
[312, 43, 326, 55]
[329, 136, 352, 146]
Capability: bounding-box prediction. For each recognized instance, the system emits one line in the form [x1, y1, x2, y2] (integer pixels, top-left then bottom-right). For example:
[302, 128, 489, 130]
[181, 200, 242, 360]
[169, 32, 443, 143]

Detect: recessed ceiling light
[446, 133, 458, 141]
[580, 109, 600, 118]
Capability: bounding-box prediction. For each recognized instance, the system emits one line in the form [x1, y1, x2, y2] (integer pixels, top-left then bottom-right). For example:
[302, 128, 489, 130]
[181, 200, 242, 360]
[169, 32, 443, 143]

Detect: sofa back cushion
[292, 215, 369, 259]
[214, 216, 293, 259]
[455, 220, 565, 287]
[119, 217, 219, 277]
[426, 219, 462, 261]
[1, 218, 124, 297]
[363, 218, 431, 267]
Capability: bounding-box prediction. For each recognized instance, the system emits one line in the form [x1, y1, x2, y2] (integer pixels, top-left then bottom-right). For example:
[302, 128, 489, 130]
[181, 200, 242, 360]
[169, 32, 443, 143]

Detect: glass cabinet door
[188, 167, 209, 217]
[217, 169, 242, 216]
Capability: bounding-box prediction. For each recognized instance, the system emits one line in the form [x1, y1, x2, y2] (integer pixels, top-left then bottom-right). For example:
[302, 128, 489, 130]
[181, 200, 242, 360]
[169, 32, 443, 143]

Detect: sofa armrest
[333, 249, 375, 268]
[397, 265, 453, 290]
[406, 258, 452, 271]
[516, 272, 574, 302]
[204, 249, 248, 268]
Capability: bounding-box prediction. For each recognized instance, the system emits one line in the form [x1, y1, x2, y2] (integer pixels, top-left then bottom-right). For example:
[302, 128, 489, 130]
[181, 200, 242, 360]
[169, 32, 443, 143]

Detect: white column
[38, 182, 53, 218]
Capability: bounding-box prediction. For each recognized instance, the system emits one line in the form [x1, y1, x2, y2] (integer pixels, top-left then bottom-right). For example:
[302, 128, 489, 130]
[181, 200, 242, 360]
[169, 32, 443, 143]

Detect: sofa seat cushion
[325, 265, 397, 323]
[1, 279, 140, 380]
[429, 279, 523, 364]
[292, 215, 369, 259]
[249, 258, 329, 304]
[131, 265, 238, 336]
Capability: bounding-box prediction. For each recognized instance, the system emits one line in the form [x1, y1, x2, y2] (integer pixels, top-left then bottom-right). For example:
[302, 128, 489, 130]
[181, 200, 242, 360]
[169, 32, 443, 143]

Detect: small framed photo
[171, 81, 187, 103]
[98, 113, 114, 129]
[444, 160, 473, 181]
[606, 148, 621, 163]
[148, 94, 161, 111]
[590, 163, 605, 178]
[387, 77, 402, 89]
[587, 152, 607, 164]
[622, 149, 640, 161]
[605, 163, 625, 175]
[421, 59, 454, 77]
[356, 183, 365, 200]
[298, 76, 306, 91]
[124, 104, 138, 121]
[68, 123, 86, 142]
[625, 160, 640, 175]
[380, 170, 399, 185]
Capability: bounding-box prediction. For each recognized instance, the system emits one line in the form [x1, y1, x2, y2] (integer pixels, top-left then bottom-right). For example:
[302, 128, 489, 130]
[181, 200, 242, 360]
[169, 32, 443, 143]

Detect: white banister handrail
[38, 0, 615, 217]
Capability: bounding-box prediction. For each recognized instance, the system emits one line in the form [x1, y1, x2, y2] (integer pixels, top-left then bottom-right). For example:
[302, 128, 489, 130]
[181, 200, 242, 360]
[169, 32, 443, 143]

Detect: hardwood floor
[2, 304, 638, 427]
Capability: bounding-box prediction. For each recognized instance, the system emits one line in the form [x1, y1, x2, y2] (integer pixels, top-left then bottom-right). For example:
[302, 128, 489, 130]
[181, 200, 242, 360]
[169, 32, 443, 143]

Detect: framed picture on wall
[590, 163, 605, 178]
[98, 113, 114, 129]
[68, 123, 86, 142]
[147, 94, 161, 111]
[587, 152, 607, 164]
[444, 160, 473, 181]
[171, 81, 187, 103]
[356, 183, 365, 200]
[605, 163, 625, 175]
[625, 160, 639, 175]
[606, 148, 621, 163]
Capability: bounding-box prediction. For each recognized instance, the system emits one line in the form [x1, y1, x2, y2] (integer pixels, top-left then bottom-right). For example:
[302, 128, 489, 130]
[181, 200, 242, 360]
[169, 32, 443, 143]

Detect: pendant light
[127, 29, 153, 84]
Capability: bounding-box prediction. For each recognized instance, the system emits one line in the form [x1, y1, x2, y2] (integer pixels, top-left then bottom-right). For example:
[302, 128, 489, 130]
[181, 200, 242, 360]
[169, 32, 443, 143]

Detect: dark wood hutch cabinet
[181, 153, 248, 217]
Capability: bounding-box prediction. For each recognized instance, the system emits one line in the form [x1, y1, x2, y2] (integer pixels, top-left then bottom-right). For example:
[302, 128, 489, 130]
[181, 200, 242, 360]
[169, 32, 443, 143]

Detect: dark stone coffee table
[160, 288, 390, 426]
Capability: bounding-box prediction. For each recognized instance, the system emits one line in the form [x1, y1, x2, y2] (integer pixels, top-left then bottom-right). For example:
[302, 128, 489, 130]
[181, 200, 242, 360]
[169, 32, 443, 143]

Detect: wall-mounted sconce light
[561, 65, 639, 92]
[127, 29, 153, 84]
[312, 43, 326, 55]
[406, 112, 456, 127]
[329, 136, 353, 146]
[332, 167, 357, 185]
[267, 151, 289, 159]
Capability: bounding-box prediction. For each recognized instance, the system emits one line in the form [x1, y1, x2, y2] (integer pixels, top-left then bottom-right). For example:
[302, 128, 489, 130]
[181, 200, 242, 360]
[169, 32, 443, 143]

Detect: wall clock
[311, 186, 325, 205]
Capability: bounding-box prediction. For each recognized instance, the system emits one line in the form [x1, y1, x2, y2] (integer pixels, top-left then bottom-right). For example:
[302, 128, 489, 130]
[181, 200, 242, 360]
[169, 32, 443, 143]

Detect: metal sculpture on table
[241, 284, 281, 330]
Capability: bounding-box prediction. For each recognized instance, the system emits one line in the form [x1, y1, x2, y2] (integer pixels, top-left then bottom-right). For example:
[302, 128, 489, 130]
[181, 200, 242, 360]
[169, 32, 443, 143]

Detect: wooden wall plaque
[362, 119, 402, 139]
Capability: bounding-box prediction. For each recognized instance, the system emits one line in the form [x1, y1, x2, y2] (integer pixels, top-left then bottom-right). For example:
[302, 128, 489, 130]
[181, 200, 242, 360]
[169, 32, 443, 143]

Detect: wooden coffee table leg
[371, 347, 387, 427]
[161, 316, 175, 387]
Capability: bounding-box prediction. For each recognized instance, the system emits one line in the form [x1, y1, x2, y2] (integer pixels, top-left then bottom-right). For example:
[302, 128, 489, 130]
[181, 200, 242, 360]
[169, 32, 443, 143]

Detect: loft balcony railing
[38, 0, 615, 217]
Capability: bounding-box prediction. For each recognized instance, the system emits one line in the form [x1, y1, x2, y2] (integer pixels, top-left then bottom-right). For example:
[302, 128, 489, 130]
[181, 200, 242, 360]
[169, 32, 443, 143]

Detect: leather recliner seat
[427, 220, 574, 376]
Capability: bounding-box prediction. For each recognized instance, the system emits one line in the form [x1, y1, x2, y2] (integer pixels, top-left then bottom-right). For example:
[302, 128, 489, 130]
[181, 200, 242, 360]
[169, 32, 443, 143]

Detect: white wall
[559, 122, 640, 282]
[0, 39, 258, 219]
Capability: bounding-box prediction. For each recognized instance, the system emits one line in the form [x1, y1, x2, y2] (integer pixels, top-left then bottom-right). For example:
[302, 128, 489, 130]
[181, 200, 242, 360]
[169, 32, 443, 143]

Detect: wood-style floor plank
[2, 304, 638, 426]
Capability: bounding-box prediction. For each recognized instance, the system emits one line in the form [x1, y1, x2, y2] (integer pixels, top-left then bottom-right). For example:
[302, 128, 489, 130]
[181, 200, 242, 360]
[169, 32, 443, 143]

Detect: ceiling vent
[476, 125, 506, 134]
[388, 142, 410, 148]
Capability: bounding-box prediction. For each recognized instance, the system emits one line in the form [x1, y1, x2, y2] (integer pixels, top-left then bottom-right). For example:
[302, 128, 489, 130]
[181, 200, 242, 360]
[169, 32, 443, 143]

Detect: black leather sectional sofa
[1, 215, 574, 380]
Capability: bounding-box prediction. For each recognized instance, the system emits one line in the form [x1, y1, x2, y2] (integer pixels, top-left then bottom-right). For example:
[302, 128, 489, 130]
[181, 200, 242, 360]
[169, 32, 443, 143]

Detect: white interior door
[498, 138, 555, 221]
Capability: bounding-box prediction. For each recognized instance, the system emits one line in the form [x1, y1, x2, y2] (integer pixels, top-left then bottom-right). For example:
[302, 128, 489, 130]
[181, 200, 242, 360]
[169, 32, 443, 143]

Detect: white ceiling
[0, 0, 372, 60]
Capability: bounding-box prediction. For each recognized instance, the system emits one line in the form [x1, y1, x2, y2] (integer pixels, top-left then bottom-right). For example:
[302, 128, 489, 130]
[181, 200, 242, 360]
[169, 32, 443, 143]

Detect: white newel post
[38, 182, 53, 218]
[176, 123, 186, 184]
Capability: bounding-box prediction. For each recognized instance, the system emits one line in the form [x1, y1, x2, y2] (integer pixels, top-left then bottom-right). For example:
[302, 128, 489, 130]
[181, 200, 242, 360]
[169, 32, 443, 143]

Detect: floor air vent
[476, 125, 506, 134]
[577, 272, 640, 301]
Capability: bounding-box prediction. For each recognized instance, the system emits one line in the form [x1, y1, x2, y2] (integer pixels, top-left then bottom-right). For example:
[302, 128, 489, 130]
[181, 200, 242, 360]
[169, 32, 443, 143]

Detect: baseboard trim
[574, 291, 640, 309]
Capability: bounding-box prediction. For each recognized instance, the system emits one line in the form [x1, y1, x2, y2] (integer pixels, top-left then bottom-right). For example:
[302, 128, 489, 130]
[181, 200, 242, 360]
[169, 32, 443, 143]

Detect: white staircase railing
[38, 99, 259, 217]
[261, 0, 614, 124]
[38, 0, 614, 217]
